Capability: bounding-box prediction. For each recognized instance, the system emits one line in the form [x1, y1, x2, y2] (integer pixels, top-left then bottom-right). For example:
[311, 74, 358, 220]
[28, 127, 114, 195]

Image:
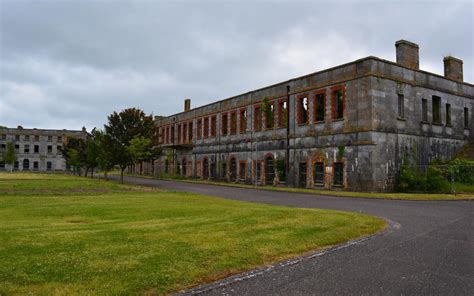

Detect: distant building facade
[148, 40, 472, 191]
[0, 127, 88, 172]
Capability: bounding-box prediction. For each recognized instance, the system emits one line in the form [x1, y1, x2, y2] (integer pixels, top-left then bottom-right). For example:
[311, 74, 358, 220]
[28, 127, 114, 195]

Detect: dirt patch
[66, 219, 91, 224]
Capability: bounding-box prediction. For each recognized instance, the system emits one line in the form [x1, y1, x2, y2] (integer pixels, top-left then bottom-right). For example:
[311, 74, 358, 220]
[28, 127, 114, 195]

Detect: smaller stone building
[0, 126, 88, 172]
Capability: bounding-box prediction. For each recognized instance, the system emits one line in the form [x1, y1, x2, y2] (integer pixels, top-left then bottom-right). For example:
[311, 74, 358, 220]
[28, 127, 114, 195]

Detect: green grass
[152, 177, 474, 200]
[452, 182, 474, 193]
[0, 172, 385, 295]
[0, 173, 143, 196]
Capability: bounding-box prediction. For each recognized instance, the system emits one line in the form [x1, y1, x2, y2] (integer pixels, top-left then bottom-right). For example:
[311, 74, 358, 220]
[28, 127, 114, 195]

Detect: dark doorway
[23, 159, 30, 170]
[230, 158, 237, 182]
[299, 162, 307, 188]
[255, 161, 261, 185]
[210, 162, 216, 179]
[314, 162, 325, 185]
[182, 158, 187, 177]
[265, 157, 275, 185]
[203, 158, 209, 179]
[221, 162, 227, 180]
[334, 162, 343, 186]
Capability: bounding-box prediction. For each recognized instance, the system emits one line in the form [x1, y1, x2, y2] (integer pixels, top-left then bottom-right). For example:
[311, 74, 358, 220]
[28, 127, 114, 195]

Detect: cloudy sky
[1, 0, 472, 131]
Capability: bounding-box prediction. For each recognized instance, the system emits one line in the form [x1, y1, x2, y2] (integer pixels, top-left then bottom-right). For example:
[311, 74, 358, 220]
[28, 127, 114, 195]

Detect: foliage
[274, 159, 286, 182]
[448, 159, 474, 184]
[262, 97, 274, 129]
[61, 137, 87, 175]
[93, 129, 115, 178]
[337, 146, 345, 161]
[397, 164, 449, 193]
[127, 135, 153, 164]
[104, 108, 154, 182]
[4, 142, 17, 172]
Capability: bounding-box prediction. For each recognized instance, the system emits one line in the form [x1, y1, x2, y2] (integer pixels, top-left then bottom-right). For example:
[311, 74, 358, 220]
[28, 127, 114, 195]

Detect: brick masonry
[146, 40, 473, 192]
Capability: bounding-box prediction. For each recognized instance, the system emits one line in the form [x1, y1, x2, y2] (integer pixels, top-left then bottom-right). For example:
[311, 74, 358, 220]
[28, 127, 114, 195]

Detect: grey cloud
[0, 0, 472, 130]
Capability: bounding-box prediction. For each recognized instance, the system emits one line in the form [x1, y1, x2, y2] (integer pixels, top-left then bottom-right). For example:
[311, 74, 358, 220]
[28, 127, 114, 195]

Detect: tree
[127, 135, 153, 174]
[104, 108, 154, 183]
[4, 142, 17, 172]
[93, 129, 115, 180]
[61, 137, 87, 175]
[85, 129, 101, 178]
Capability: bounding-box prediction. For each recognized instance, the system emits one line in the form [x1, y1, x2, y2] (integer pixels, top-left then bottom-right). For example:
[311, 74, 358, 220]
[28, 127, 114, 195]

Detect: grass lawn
[152, 176, 474, 201]
[0, 173, 385, 295]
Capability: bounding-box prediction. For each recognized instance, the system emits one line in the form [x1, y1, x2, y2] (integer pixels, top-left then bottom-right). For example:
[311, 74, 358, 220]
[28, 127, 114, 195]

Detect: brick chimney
[395, 40, 419, 70]
[443, 56, 463, 82]
[184, 99, 191, 112]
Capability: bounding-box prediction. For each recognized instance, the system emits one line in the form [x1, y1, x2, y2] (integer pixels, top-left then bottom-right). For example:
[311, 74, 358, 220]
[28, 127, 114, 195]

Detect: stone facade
[151, 40, 473, 191]
[0, 127, 88, 172]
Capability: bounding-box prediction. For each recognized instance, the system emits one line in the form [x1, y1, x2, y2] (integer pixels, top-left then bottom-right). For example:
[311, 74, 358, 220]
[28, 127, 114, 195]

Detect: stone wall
[152, 54, 473, 191]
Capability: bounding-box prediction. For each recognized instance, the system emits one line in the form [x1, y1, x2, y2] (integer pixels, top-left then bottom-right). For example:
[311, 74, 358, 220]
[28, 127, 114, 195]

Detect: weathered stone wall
[153, 55, 473, 191]
[0, 127, 87, 172]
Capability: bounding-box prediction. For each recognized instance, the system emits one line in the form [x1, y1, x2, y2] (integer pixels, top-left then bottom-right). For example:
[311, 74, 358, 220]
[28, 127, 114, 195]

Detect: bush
[397, 164, 449, 193]
[449, 159, 474, 184]
[275, 159, 286, 182]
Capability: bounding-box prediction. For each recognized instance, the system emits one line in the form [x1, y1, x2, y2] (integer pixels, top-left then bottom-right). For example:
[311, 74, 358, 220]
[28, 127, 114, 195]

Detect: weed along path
[111, 175, 474, 295]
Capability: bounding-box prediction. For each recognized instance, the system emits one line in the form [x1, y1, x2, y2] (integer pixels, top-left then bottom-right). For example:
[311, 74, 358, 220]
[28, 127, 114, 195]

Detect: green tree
[93, 129, 115, 180]
[85, 129, 101, 178]
[4, 142, 17, 172]
[104, 108, 154, 183]
[262, 97, 274, 129]
[61, 137, 87, 175]
[127, 135, 153, 174]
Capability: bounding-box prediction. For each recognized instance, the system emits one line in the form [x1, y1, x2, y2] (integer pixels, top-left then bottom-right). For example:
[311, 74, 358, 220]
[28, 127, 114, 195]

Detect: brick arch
[263, 153, 276, 185]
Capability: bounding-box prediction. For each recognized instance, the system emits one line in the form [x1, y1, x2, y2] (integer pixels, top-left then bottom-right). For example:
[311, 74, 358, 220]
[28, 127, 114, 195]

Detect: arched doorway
[230, 157, 237, 182]
[203, 158, 209, 179]
[265, 156, 275, 185]
[22, 159, 30, 171]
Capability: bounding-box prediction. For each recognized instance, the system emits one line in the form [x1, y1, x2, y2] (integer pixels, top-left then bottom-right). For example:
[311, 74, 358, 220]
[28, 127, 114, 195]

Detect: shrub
[397, 164, 449, 193]
[449, 159, 474, 184]
[274, 159, 286, 183]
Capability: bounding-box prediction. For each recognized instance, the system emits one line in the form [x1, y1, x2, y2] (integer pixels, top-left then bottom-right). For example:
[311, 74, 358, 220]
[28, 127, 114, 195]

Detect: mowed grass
[157, 178, 474, 200]
[0, 173, 385, 295]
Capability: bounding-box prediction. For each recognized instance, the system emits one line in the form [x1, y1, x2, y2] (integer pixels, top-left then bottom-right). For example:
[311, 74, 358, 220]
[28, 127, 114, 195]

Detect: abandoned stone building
[0, 126, 88, 172]
[151, 40, 473, 191]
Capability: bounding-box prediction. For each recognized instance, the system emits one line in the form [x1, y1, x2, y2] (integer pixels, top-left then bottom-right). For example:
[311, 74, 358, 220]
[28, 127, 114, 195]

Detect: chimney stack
[395, 40, 419, 70]
[443, 56, 463, 82]
[184, 99, 191, 112]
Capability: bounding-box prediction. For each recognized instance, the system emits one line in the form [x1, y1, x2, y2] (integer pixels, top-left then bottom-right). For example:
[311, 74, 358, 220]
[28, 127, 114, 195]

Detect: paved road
[111, 175, 473, 295]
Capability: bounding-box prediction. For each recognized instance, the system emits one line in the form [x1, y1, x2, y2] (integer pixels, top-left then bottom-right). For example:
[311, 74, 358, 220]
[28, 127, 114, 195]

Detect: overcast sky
[1, 0, 473, 131]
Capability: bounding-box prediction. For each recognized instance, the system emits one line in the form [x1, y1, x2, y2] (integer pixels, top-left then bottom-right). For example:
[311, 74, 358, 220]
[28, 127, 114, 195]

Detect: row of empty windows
[398, 94, 470, 128]
[0, 134, 63, 142]
[166, 157, 343, 188]
[0, 144, 62, 154]
[159, 86, 346, 144]
[298, 162, 343, 188]
[0, 159, 53, 170]
[296, 87, 345, 125]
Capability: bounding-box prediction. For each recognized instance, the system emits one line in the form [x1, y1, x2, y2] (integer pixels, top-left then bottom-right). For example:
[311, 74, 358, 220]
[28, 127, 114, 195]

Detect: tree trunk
[120, 167, 125, 183]
[104, 171, 108, 180]
[90, 169, 94, 179]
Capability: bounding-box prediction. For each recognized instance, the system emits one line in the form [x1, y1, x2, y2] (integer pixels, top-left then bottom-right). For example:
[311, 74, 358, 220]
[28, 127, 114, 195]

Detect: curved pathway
[112, 175, 473, 295]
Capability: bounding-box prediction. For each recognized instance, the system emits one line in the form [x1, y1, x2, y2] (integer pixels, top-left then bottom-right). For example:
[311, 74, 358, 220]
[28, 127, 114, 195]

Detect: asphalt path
[109, 175, 473, 295]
